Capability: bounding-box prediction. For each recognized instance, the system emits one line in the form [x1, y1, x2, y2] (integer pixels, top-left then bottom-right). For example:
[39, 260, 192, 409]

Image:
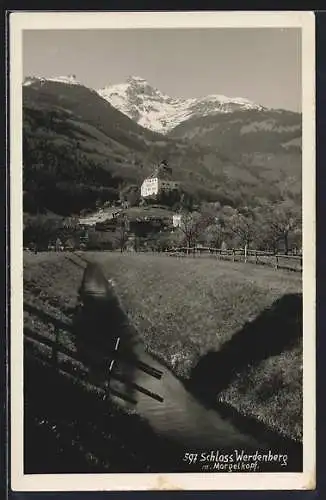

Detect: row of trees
[86, 199, 302, 254]
[23, 213, 131, 252]
[23, 214, 85, 250]
[23, 197, 301, 255]
[174, 199, 302, 254]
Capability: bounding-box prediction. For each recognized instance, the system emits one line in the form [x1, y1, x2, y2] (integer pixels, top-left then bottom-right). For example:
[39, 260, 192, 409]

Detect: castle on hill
[140, 160, 178, 198]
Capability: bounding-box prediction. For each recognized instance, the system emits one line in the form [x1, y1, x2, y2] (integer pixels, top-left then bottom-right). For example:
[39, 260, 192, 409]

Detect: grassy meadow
[24, 251, 303, 443]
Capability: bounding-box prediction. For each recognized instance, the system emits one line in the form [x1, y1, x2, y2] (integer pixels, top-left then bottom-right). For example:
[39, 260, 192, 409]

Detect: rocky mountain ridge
[97, 75, 266, 134]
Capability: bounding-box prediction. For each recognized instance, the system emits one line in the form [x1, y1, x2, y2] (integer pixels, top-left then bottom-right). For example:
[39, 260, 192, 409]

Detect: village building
[172, 213, 183, 228]
[140, 160, 178, 198]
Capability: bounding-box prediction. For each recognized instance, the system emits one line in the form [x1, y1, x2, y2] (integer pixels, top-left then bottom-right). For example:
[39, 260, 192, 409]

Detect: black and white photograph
[10, 11, 315, 491]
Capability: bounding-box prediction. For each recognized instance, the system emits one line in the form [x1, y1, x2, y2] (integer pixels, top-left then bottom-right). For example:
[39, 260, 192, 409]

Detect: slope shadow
[72, 262, 143, 400]
[24, 261, 182, 474]
[189, 293, 302, 401]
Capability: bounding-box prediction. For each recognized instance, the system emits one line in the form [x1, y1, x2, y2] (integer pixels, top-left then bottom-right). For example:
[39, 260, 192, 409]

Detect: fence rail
[164, 247, 302, 272]
[24, 322, 164, 406]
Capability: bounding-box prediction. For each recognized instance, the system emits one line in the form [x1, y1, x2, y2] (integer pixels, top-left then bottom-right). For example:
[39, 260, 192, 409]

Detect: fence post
[232, 249, 235, 262]
[244, 244, 248, 263]
[275, 254, 279, 270]
[255, 250, 258, 265]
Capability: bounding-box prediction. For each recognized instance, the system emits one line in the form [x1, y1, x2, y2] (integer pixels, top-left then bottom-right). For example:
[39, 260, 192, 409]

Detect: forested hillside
[23, 79, 302, 217]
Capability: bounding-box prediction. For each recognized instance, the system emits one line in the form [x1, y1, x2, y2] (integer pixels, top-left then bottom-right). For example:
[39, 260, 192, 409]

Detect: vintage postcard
[10, 11, 315, 491]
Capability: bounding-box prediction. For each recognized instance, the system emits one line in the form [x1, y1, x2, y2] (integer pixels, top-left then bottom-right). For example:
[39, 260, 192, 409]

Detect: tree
[229, 210, 258, 260]
[139, 198, 147, 207]
[114, 215, 130, 252]
[179, 211, 211, 250]
[259, 201, 301, 254]
[23, 214, 62, 250]
[169, 228, 184, 248]
[157, 188, 181, 208]
[292, 228, 302, 253]
[179, 191, 197, 212]
[200, 201, 221, 217]
[202, 222, 224, 248]
[58, 216, 82, 246]
[120, 184, 140, 207]
[271, 201, 301, 254]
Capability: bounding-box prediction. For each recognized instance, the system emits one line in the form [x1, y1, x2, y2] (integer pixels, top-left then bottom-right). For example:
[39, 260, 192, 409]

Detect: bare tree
[114, 215, 130, 252]
[259, 201, 301, 254]
[179, 211, 212, 250]
[230, 212, 258, 261]
[271, 202, 301, 254]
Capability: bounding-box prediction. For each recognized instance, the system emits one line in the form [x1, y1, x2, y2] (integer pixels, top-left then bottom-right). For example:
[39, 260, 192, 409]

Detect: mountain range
[22, 75, 302, 216]
[97, 75, 266, 134]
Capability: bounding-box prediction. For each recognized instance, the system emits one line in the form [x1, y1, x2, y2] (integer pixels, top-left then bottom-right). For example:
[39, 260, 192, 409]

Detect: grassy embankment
[24, 251, 302, 444]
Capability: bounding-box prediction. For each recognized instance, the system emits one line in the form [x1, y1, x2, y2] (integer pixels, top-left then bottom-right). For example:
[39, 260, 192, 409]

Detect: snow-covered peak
[47, 75, 81, 85]
[23, 76, 41, 86]
[97, 77, 266, 134]
[23, 74, 82, 87]
[126, 75, 148, 84]
[23, 73, 266, 134]
[201, 93, 255, 105]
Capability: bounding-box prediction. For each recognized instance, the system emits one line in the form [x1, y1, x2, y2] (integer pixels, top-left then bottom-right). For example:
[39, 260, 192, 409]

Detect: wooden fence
[165, 247, 302, 272]
[24, 246, 302, 273]
[24, 321, 164, 406]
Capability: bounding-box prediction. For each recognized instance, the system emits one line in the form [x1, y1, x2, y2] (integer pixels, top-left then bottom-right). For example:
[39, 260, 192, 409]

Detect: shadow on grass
[63, 254, 87, 270]
[24, 263, 303, 474]
[186, 292, 303, 467]
[72, 262, 142, 398]
[189, 293, 302, 401]
[24, 302, 75, 333]
[71, 252, 92, 266]
[24, 355, 180, 474]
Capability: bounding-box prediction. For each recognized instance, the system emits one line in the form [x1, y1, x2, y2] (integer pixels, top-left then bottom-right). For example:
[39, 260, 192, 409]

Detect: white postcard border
[10, 10, 316, 492]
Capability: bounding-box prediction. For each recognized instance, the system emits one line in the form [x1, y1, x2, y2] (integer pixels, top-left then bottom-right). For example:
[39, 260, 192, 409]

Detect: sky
[23, 28, 302, 112]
